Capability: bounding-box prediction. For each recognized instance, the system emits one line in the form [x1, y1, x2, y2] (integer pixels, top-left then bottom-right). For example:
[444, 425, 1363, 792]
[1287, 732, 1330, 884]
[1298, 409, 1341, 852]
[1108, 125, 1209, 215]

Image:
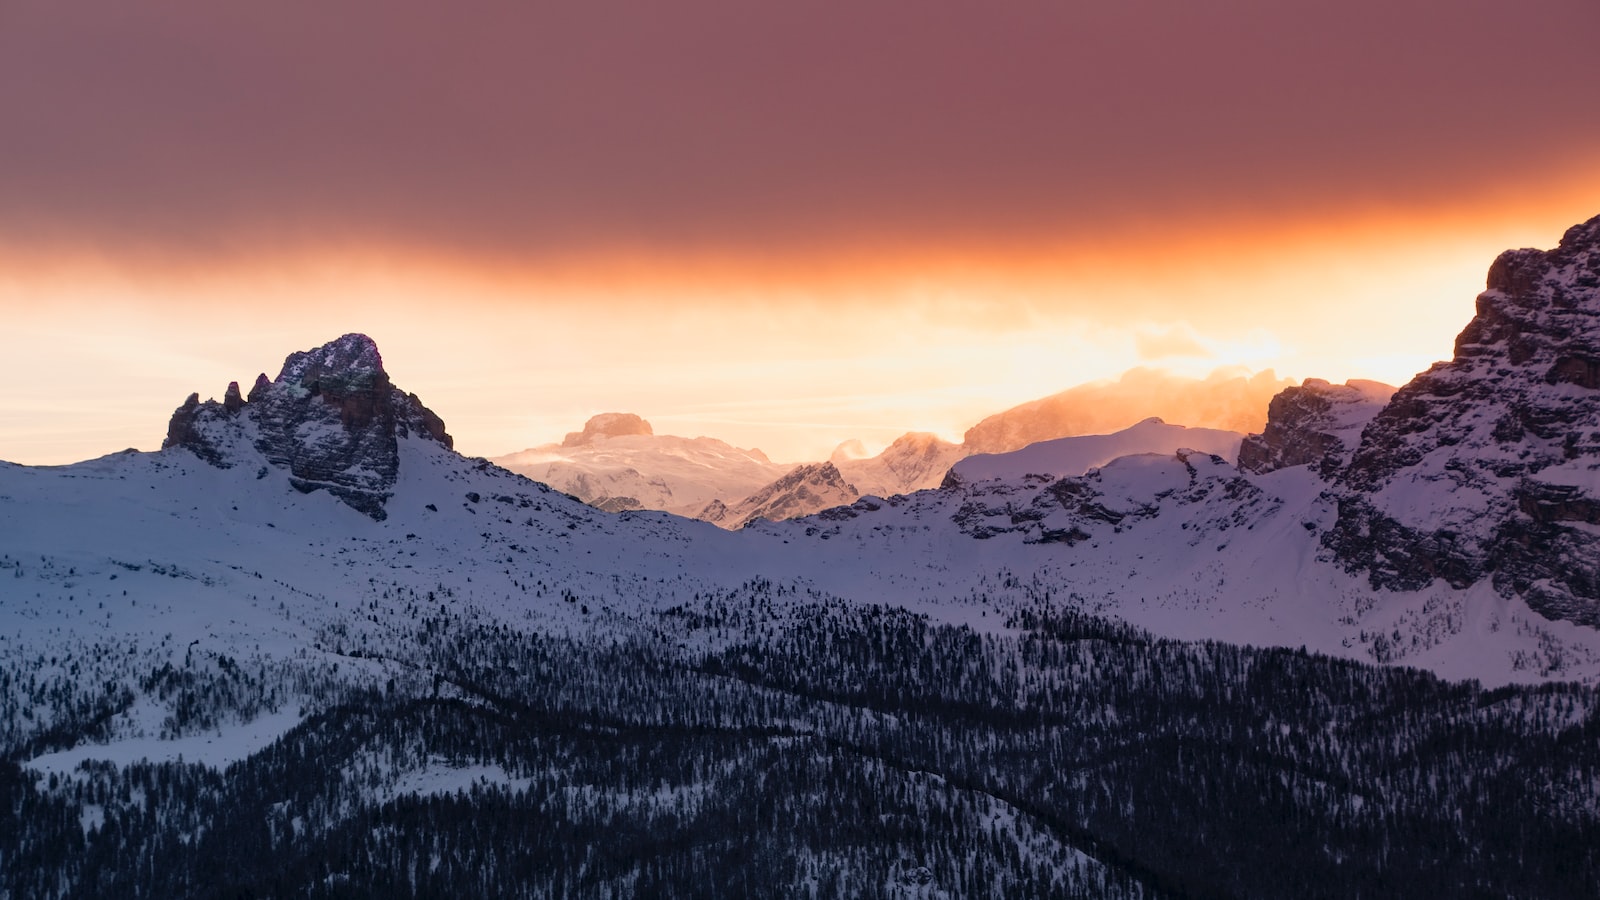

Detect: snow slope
[948, 418, 1244, 484]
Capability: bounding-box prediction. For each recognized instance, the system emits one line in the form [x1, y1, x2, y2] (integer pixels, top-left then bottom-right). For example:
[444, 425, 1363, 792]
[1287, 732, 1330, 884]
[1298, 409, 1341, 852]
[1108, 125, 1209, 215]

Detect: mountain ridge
[494, 367, 1300, 524]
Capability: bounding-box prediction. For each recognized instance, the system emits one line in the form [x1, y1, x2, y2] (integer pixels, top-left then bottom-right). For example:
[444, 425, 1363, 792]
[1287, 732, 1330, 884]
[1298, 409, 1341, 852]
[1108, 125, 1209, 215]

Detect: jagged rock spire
[163, 333, 452, 519]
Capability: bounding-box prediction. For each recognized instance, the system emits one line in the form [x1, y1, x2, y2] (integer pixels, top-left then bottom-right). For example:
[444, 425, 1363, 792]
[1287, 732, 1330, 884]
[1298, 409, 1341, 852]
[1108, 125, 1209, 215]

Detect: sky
[2, 1, 1599, 465]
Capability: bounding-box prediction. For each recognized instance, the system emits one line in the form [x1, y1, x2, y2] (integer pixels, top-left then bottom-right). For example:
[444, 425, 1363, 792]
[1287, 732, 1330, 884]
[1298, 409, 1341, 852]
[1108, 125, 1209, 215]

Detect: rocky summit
[1236, 379, 1393, 478]
[834, 431, 966, 498]
[162, 333, 451, 519]
[1321, 215, 1600, 624]
[561, 412, 654, 447]
[716, 461, 859, 528]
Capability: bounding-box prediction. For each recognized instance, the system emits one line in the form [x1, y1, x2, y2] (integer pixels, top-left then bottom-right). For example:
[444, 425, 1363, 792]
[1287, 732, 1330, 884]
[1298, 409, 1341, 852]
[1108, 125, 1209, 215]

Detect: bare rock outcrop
[1237, 379, 1393, 477]
[162, 333, 452, 520]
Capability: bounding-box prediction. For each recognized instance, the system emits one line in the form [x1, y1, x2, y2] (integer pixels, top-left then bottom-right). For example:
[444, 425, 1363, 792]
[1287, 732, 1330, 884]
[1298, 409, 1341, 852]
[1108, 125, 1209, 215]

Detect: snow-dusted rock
[719, 461, 859, 528]
[1325, 215, 1600, 624]
[162, 333, 451, 520]
[1237, 379, 1394, 477]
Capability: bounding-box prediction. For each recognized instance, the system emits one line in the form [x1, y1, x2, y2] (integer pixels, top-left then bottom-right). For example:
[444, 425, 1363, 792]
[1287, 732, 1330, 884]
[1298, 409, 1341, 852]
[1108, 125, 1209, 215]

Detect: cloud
[1, 0, 1596, 264]
[1135, 327, 1212, 361]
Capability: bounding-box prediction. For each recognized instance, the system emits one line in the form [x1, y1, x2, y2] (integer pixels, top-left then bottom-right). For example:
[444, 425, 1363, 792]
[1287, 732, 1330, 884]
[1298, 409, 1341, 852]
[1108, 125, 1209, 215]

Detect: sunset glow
[2, 1, 1598, 465]
[7, 180, 1598, 465]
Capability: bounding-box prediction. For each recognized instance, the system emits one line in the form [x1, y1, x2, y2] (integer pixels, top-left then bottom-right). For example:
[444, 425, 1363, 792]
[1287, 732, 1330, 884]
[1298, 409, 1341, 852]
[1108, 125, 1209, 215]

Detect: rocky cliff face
[1322, 215, 1600, 624]
[162, 334, 452, 520]
[1236, 379, 1393, 477]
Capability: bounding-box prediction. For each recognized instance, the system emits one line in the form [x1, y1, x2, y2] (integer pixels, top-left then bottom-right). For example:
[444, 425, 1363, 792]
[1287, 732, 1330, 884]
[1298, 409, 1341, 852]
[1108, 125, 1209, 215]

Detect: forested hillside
[7, 588, 1596, 899]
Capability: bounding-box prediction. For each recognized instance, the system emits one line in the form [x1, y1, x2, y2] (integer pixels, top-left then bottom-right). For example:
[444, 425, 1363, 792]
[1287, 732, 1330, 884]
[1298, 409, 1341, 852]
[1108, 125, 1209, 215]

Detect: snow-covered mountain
[946, 417, 1245, 486]
[492, 420, 959, 528]
[1324, 215, 1600, 626]
[832, 431, 966, 498]
[711, 420, 1248, 530]
[491, 414, 788, 516]
[7, 275, 1600, 778]
[699, 460, 859, 529]
[493, 370, 1295, 525]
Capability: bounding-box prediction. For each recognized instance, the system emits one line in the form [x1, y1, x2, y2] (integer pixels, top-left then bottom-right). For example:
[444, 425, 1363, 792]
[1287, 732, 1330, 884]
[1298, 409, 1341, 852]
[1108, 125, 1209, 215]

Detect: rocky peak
[164, 393, 226, 467]
[1237, 379, 1393, 477]
[696, 498, 730, 524]
[885, 432, 952, 468]
[829, 432, 967, 499]
[766, 461, 852, 495]
[562, 413, 653, 447]
[162, 333, 452, 520]
[711, 462, 860, 529]
[279, 332, 384, 384]
[884, 431, 949, 455]
[1323, 214, 1600, 624]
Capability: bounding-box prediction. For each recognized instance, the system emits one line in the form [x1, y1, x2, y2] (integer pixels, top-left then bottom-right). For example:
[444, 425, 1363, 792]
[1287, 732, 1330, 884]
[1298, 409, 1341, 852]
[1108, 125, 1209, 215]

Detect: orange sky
[1, 2, 1598, 464]
[6, 179, 1598, 465]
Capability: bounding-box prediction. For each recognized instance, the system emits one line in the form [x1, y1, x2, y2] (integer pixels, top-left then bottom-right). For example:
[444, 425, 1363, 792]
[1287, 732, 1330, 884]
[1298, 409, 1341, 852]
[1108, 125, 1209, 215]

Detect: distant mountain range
[492, 367, 1298, 527]
[5, 214, 1600, 896]
[492, 414, 787, 517]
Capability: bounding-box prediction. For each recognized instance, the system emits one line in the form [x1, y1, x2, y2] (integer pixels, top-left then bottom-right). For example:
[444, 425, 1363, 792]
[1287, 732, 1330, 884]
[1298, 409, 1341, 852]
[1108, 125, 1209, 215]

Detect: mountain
[947, 417, 1245, 486]
[163, 333, 453, 519]
[831, 431, 966, 497]
[708, 427, 1060, 532]
[962, 367, 1294, 454]
[1236, 378, 1395, 477]
[495, 421, 961, 525]
[493, 370, 1293, 525]
[705, 460, 859, 528]
[559, 411, 653, 445]
[1325, 214, 1600, 626]
[491, 415, 788, 517]
[10, 212, 1600, 897]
